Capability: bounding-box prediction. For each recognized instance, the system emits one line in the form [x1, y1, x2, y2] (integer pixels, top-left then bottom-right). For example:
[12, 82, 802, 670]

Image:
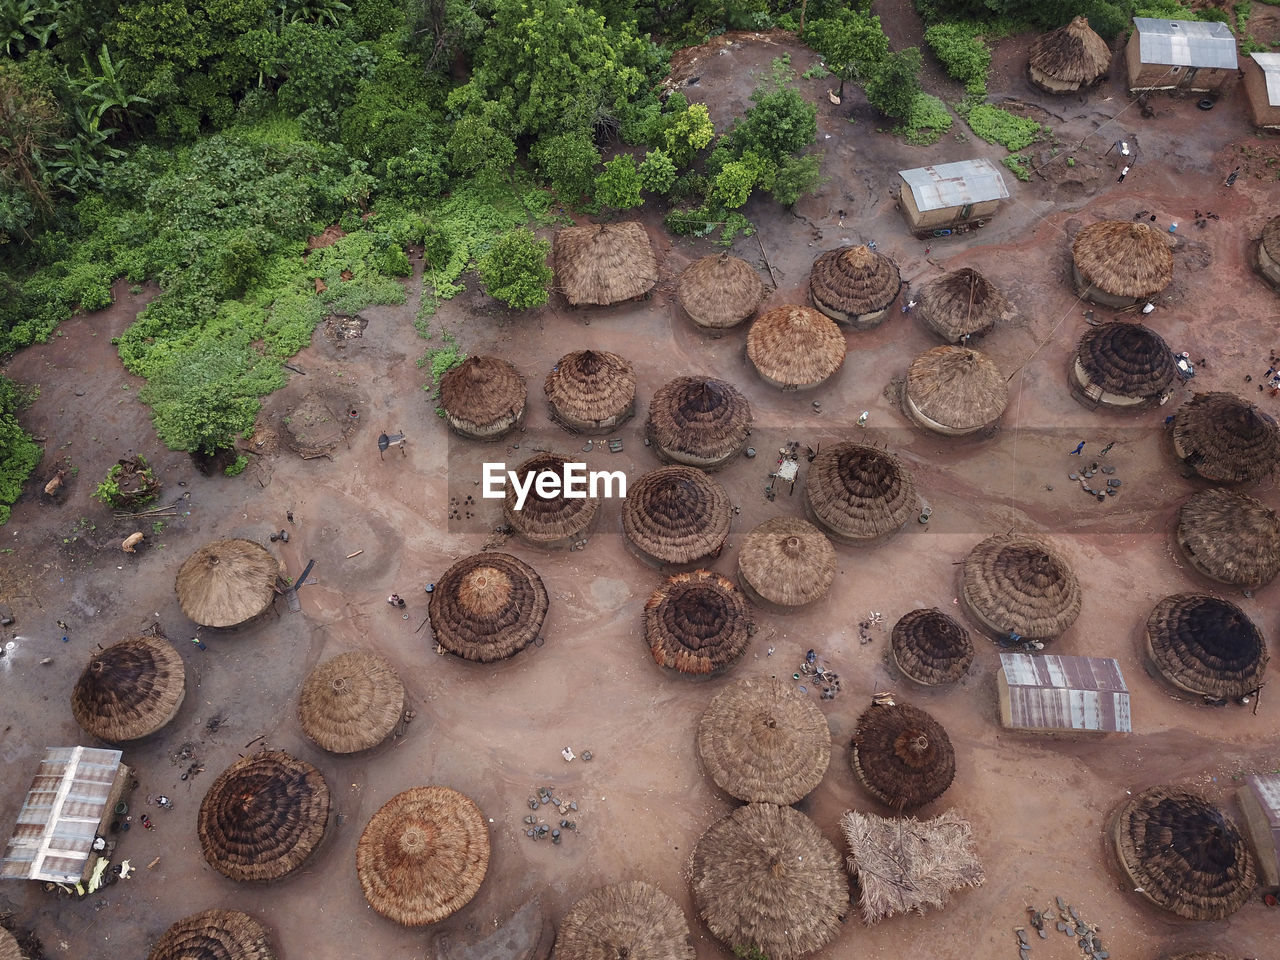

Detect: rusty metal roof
[1133, 18, 1237, 70]
[1246, 772, 1280, 823]
[1251, 53, 1280, 106]
[999, 653, 1131, 733]
[898, 159, 1009, 212]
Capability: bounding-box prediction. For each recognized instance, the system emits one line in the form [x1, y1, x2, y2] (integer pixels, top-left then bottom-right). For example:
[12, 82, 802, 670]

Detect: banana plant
[68, 44, 150, 135]
[272, 0, 351, 29]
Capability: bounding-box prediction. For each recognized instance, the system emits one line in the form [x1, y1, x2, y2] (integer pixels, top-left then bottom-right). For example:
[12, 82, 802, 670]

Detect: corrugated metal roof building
[897, 159, 1009, 234]
[1244, 53, 1280, 130]
[1126, 19, 1238, 94]
[997, 653, 1131, 734]
[1238, 772, 1280, 890]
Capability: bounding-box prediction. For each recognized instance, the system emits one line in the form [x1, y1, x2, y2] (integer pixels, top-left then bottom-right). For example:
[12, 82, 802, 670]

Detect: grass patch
[895, 93, 954, 146]
[1002, 154, 1033, 182]
[966, 104, 1042, 151]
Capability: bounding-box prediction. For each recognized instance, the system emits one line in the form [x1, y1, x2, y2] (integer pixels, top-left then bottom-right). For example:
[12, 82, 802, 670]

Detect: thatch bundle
[146, 910, 276, 960]
[1111, 786, 1255, 920]
[439, 355, 527, 440]
[746, 305, 845, 390]
[1176, 488, 1280, 589]
[851, 700, 955, 811]
[502, 452, 600, 547]
[1260, 215, 1280, 288]
[904, 346, 1008, 435]
[544, 349, 637, 434]
[1072, 221, 1174, 305]
[916, 268, 1011, 343]
[357, 786, 489, 926]
[1159, 953, 1231, 960]
[198, 751, 330, 882]
[1172, 392, 1280, 484]
[623, 466, 731, 567]
[803, 442, 919, 544]
[1028, 16, 1112, 92]
[645, 377, 752, 470]
[0, 930, 21, 960]
[840, 809, 984, 925]
[554, 222, 658, 306]
[175, 538, 278, 629]
[809, 245, 902, 328]
[71, 632, 185, 742]
[644, 570, 753, 676]
[429, 553, 549, 662]
[1072, 321, 1177, 408]
[960, 534, 1082, 641]
[1145, 594, 1269, 700]
[697, 675, 831, 804]
[298, 650, 405, 753]
[690, 803, 847, 960]
[736, 516, 836, 608]
[891, 608, 974, 686]
[677, 253, 766, 329]
[554, 881, 695, 960]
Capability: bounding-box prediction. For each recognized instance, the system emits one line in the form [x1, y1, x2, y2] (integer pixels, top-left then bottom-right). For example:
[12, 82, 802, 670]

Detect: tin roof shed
[1238, 772, 1280, 888]
[1133, 18, 1238, 70]
[997, 653, 1131, 733]
[898, 159, 1010, 213]
[1251, 53, 1280, 105]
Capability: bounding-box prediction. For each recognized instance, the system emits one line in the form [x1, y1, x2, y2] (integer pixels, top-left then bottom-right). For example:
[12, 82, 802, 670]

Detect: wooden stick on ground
[345, 550, 364, 559]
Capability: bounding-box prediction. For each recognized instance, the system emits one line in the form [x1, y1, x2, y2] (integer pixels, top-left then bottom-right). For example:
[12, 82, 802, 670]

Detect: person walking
[1069, 441, 1085, 456]
[1099, 441, 1115, 457]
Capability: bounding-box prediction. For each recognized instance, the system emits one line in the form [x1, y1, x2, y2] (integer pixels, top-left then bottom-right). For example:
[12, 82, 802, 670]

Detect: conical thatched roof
[545, 349, 637, 434]
[429, 553, 549, 662]
[298, 650, 405, 753]
[691, 803, 847, 960]
[851, 700, 955, 811]
[809, 245, 902, 325]
[677, 253, 766, 329]
[1145, 594, 1269, 699]
[1263, 215, 1280, 263]
[198, 751, 330, 882]
[502, 452, 600, 546]
[554, 222, 658, 306]
[746, 305, 845, 390]
[1176, 488, 1280, 589]
[175, 539, 278, 628]
[916, 268, 1011, 343]
[1111, 786, 1255, 920]
[71, 632, 185, 742]
[646, 377, 752, 470]
[146, 910, 276, 960]
[736, 516, 836, 608]
[804, 442, 919, 544]
[1072, 221, 1174, 300]
[439, 355, 527, 439]
[960, 534, 1082, 641]
[891, 608, 974, 686]
[1028, 16, 1112, 87]
[0, 930, 22, 960]
[1160, 953, 1231, 960]
[905, 346, 1008, 434]
[623, 466, 731, 566]
[644, 570, 753, 676]
[1074, 321, 1177, 404]
[554, 881, 695, 960]
[357, 786, 489, 927]
[697, 675, 831, 804]
[1172, 392, 1280, 484]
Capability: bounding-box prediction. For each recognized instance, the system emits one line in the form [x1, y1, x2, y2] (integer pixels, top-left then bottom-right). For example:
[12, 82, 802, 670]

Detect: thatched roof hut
[1071, 321, 1177, 409]
[1111, 786, 1255, 920]
[623, 466, 731, 567]
[851, 700, 955, 811]
[677, 253, 766, 329]
[298, 650, 405, 753]
[645, 377, 752, 470]
[891, 608, 974, 686]
[960, 534, 1082, 641]
[644, 570, 753, 676]
[71, 633, 185, 742]
[916, 268, 1011, 343]
[840, 809, 984, 924]
[1028, 16, 1112, 93]
[1160, 953, 1231, 960]
[746, 305, 845, 390]
[175, 539, 278, 629]
[1172, 392, 1280, 484]
[554, 222, 658, 306]
[554, 881, 695, 960]
[0, 930, 22, 960]
[803, 442, 919, 544]
[690, 803, 847, 960]
[809, 245, 902, 329]
[146, 910, 276, 960]
[358, 786, 489, 926]
[429, 553, 549, 662]
[198, 751, 330, 882]
[697, 676, 831, 804]
[502, 452, 600, 548]
[1258, 214, 1280, 289]
[545, 349, 637, 435]
[736, 516, 836, 609]
[1176, 488, 1280, 589]
[1145, 594, 1269, 700]
[904, 346, 1008, 436]
[1072, 221, 1174, 307]
[439, 355, 527, 441]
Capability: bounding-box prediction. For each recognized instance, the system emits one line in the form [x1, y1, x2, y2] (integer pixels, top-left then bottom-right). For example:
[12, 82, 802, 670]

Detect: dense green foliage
[965, 103, 1041, 150]
[896, 93, 953, 145]
[923, 22, 990, 96]
[913, 0, 1219, 39]
[864, 48, 923, 121]
[476, 227, 553, 308]
[801, 9, 889, 98]
[0, 375, 41, 524]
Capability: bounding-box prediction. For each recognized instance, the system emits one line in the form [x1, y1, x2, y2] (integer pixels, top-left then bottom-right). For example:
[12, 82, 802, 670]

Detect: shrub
[531, 132, 602, 205]
[0, 375, 41, 525]
[1002, 153, 1032, 182]
[476, 228, 552, 309]
[224, 454, 249, 476]
[638, 149, 678, 195]
[864, 48, 923, 120]
[594, 154, 644, 211]
[924, 23, 990, 96]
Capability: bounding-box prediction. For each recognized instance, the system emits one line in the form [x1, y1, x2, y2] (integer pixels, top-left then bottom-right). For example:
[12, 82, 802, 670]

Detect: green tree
[864, 48, 922, 120]
[0, 63, 63, 234]
[530, 131, 601, 204]
[638, 148, 676, 194]
[661, 101, 714, 166]
[477, 227, 552, 309]
[802, 10, 890, 99]
[446, 107, 516, 179]
[770, 153, 823, 207]
[713, 159, 757, 209]
[724, 86, 816, 164]
[151, 384, 259, 455]
[593, 153, 643, 210]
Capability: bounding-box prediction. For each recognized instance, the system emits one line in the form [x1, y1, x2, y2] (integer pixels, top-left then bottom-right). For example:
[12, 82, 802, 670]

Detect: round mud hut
[960, 534, 1082, 642]
[746, 305, 845, 390]
[554, 222, 658, 307]
[677, 253, 767, 330]
[623, 466, 731, 568]
[175, 538, 279, 629]
[1256, 214, 1280, 290]
[646, 377, 752, 470]
[1072, 221, 1174, 307]
[428, 553, 549, 662]
[736, 516, 836, 609]
[438, 355, 527, 441]
[146, 910, 277, 960]
[544, 349, 637, 434]
[1145, 594, 1269, 700]
[644, 570, 753, 677]
[554, 881, 695, 960]
[891, 608, 975, 687]
[916, 267, 1012, 344]
[697, 675, 831, 805]
[1176, 488, 1280, 589]
[1110, 786, 1255, 920]
[690, 803, 847, 960]
[851, 699, 955, 811]
[1070, 321, 1177, 409]
[298, 650, 405, 754]
[71, 633, 186, 742]
[803, 442, 919, 545]
[502, 452, 600, 548]
[904, 346, 1008, 436]
[1028, 16, 1112, 93]
[1171, 392, 1280, 484]
[809, 245, 902, 329]
[198, 751, 330, 883]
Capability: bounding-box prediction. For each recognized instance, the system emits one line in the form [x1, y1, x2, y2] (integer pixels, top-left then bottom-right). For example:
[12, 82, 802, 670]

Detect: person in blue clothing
[1069, 441, 1085, 456]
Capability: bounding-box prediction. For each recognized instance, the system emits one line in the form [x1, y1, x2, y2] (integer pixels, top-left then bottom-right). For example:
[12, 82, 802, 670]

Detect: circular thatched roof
[646, 377, 752, 469]
[677, 254, 766, 329]
[554, 222, 658, 306]
[623, 466, 731, 566]
[960, 534, 1082, 641]
[554, 881, 695, 960]
[746, 305, 845, 390]
[809, 245, 902, 323]
[891, 608, 975, 686]
[1172, 391, 1280, 484]
[697, 676, 831, 804]
[71, 633, 185, 742]
[545, 350, 637, 433]
[146, 910, 276, 960]
[851, 700, 955, 811]
[298, 650, 405, 753]
[1264, 215, 1280, 263]
[439, 356, 527, 438]
[175, 539, 278, 628]
[736, 516, 836, 608]
[1145, 594, 1268, 700]
[905, 346, 1008, 433]
[198, 751, 330, 882]
[644, 570, 753, 676]
[916, 268, 1011, 343]
[1028, 16, 1111, 86]
[357, 786, 489, 926]
[429, 553, 549, 662]
[1075, 321, 1177, 403]
[502, 452, 600, 546]
[1176, 488, 1280, 589]
[1111, 786, 1255, 920]
[1072, 221, 1174, 300]
[804, 442, 918, 544]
